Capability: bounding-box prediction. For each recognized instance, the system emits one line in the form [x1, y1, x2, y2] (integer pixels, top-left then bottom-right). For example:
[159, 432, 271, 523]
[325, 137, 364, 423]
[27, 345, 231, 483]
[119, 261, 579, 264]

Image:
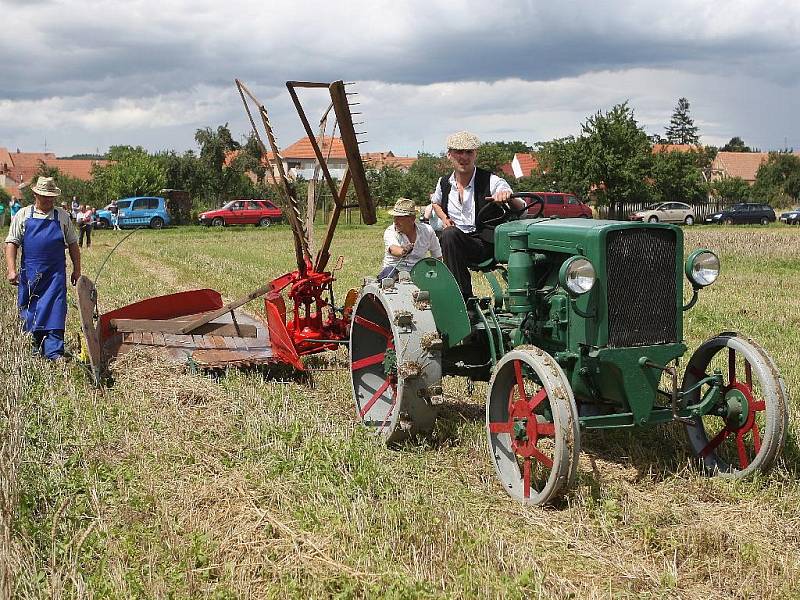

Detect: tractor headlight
[559, 256, 596, 296]
[685, 249, 720, 288]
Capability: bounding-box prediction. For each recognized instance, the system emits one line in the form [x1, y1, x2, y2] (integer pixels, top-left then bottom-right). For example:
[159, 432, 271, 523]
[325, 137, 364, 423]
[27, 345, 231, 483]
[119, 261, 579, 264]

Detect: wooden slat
[111, 318, 257, 338]
[176, 285, 272, 334]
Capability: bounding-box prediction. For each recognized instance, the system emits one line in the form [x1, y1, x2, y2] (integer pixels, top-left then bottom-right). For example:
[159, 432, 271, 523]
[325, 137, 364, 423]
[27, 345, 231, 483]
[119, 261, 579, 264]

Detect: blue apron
[18, 207, 68, 332]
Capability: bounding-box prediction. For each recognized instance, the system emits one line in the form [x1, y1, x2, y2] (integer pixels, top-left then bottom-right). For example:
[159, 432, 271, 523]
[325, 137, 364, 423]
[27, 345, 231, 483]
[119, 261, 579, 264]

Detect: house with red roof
[710, 152, 770, 184]
[0, 147, 108, 198]
[510, 153, 540, 179]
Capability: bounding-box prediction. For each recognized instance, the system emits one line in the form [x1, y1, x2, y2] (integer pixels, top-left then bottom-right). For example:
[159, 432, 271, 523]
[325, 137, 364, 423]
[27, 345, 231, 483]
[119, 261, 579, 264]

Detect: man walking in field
[430, 130, 518, 301]
[5, 177, 81, 360]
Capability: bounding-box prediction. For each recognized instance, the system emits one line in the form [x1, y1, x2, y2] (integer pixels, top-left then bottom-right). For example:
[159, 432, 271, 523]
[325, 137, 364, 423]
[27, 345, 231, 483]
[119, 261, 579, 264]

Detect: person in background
[378, 197, 442, 280]
[10, 197, 22, 218]
[5, 177, 81, 360]
[71, 196, 80, 220]
[0, 198, 5, 228]
[109, 199, 120, 230]
[76, 205, 93, 248]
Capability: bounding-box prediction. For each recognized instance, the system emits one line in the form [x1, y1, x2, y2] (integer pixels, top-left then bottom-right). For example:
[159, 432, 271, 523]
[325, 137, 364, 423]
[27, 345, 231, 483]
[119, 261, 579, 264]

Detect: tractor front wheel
[486, 346, 580, 506]
[682, 333, 788, 477]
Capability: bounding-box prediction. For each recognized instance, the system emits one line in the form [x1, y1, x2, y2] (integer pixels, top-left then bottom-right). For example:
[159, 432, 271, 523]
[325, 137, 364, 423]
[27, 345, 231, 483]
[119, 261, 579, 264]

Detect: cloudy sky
[2, 0, 799, 158]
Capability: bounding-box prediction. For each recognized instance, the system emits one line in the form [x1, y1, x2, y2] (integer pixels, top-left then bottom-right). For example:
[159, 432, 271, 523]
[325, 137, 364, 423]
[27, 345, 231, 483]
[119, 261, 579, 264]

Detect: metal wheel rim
[682, 334, 788, 477]
[486, 347, 579, 505]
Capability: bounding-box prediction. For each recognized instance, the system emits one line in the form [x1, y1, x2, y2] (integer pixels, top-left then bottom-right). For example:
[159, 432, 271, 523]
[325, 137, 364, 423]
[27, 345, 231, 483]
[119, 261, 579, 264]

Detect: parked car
[779, 207, 800, 225]
[629, 202, 696, 225]
[525, 192, 592, 218]
[199, 199, 283, 227]
[96, 196, 171, 229]
[705, 203, 776, 225]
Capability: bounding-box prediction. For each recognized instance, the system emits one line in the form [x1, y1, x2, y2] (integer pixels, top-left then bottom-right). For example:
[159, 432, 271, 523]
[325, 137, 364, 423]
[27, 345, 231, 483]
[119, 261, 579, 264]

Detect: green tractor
[349, 194, 789, 505]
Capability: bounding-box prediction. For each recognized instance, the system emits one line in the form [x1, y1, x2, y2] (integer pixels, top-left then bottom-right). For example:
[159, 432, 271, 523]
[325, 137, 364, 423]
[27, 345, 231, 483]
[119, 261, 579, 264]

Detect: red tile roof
[0, 147, 109, 197]
[711, 152, 768, 183]
[281, 136, 347, 160]
[652, 144, 700, 153]
[499, 162, 514, 178]
[363, 151, 416, 170]
[512, 153, 539, 178]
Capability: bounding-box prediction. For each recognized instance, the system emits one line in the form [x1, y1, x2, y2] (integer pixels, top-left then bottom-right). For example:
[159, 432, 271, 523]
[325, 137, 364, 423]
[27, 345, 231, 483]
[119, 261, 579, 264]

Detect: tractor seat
[468, 257, 497, 272]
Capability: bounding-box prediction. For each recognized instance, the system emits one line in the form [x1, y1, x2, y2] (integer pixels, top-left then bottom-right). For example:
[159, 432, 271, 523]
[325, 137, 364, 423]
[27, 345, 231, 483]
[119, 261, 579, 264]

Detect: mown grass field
[2, 220, 800, 598]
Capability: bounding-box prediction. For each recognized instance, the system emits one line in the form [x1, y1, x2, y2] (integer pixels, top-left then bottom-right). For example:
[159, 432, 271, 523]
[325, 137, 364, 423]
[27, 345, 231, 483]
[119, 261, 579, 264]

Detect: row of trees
[11, 99, 799, 212]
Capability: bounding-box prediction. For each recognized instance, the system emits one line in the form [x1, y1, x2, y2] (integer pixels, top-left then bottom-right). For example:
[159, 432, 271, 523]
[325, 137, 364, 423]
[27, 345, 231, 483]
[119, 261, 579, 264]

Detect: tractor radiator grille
[606, 228, 678, 347]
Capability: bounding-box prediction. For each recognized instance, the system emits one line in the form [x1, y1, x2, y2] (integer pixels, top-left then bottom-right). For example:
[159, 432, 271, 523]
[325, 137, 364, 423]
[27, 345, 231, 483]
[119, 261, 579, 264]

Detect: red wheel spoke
[522, 458, 531, 499]
[359, 377, 391, 418]
[352, 352, 385, 371]
[530, 445, 554, 469]
[514, 360, 528, 403]
[736, 434, 750, 469]
[745, 361, 752, 387]
[752, 422, 762, 454]
[728, 348, 736, 383]
[489, 421, 514, 434]
[528, 388, 547, 412]
[354, 315, 391, 339]
[752, 400, 766, 411]
[536, 422, 555, 437]
[700, 427, 731, 457]
[378, 384, 398, 433]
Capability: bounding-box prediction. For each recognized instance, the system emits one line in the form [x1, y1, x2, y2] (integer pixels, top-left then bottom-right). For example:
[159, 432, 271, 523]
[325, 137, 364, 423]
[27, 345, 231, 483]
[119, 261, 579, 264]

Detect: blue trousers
[32, 329, 65, 359]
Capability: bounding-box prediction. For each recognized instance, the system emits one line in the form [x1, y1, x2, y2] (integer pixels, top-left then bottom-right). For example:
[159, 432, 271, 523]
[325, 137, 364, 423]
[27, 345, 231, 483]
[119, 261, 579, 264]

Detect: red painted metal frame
[264, 260, 353, 360]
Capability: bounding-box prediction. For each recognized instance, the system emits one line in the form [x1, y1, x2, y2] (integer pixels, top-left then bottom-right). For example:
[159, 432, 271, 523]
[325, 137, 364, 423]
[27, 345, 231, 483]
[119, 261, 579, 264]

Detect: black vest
[439, 167, 496, 243]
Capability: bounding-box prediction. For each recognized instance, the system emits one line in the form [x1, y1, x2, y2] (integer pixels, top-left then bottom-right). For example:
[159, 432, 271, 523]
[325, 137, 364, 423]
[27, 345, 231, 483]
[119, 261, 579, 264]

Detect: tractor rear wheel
[350, 279, 441, 444]
[682, 333, 788, 477]
[486, 346, 580, 505]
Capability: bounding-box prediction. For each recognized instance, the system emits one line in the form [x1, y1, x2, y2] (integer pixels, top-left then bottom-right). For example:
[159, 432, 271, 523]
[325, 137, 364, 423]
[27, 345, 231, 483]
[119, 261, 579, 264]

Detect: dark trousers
[79, 223, 92, 247]
[439, 227, 493, 300]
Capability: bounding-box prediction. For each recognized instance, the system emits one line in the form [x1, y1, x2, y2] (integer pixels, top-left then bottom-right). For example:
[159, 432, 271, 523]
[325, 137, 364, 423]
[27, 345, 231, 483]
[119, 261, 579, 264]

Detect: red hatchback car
[199, 199, 283, 227]
[525, 192, 593, 219]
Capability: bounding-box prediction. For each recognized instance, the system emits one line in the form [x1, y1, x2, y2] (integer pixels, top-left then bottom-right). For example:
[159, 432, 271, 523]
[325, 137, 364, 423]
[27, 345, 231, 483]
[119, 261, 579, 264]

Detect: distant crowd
[0, 195, 122, 248]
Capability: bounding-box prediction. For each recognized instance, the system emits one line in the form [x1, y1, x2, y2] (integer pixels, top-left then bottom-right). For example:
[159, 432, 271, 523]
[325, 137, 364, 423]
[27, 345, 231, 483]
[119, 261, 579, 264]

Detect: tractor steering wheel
[475, 192, 545, 227]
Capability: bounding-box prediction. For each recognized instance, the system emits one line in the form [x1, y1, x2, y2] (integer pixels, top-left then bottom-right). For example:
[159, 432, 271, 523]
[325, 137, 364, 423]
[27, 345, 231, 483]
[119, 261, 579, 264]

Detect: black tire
[760, 217, 769, 225]
[98, 218, 110, 229]
[684, 215, 694, 225]
[723, 218, 734, 225]
[149, 217, 164, 230]
[648, 216, 659, 223]
[258, 217, 272, 227]
[211, 217, 225, 227]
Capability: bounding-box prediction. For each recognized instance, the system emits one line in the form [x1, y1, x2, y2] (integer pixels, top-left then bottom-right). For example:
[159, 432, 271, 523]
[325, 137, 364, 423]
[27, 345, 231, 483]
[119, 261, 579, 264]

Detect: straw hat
[387, 197, 417, 216]
[446, 130, 481, 151]
[31, 176, 61, 197]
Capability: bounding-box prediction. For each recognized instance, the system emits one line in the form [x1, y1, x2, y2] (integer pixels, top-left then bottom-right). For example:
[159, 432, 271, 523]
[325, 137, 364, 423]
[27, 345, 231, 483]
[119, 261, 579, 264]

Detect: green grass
[2, 221, 799, 598]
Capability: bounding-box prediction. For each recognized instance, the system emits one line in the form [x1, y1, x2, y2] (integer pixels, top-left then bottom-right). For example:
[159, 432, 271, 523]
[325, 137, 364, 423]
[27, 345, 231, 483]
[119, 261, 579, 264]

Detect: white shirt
[4, 206, 79, 246]
[382, 222, 442, 270]
[76, 210, 91, 224]
[431, 168, 512, 233]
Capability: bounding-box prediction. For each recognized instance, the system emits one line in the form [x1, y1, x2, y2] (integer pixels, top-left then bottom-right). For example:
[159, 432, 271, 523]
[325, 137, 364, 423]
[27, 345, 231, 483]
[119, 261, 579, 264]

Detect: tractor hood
[493, 217, 683, 262]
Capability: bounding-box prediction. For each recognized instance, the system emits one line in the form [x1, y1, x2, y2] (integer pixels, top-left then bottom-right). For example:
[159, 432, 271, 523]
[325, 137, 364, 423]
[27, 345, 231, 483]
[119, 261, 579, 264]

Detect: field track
[2, 222, 799, 598]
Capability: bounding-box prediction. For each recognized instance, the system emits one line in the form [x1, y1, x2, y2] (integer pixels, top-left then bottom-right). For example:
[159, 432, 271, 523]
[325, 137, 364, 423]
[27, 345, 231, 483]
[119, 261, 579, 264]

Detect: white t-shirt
[382, 222, 442, 270]
[76, 210, 91, 224]
[431, 168, 512, 233]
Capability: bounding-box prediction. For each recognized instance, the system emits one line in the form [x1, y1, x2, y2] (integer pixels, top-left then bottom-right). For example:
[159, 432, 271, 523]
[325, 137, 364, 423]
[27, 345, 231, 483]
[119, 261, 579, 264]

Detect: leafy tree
[0, 186, 10, 205]
[650, 150, 707, 203]
[578, 102, 653, 208]
[25, 162, 105, 208]
[533, 136, 586, 194]
[400, 153, 450, 204]
[476, 141, 533, 173]
[366, 164, 406, 207]
[193, 124, 262, 204]
[92, 146, 167, 201]
[155, 149, 207, 202]
[720, 136, 751, 153]
[664, 97, 700, 145]
[711, 177, 750, 203]
[752, 152, 800, 206]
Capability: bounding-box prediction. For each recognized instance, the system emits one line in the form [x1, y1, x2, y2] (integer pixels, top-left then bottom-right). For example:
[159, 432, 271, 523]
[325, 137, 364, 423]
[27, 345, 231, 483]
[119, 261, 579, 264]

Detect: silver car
[629, 202, 696, 225]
